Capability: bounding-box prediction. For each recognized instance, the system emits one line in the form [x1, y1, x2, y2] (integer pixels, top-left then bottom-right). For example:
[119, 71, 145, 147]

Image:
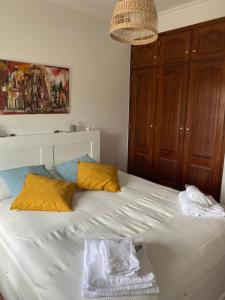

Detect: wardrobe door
[191, 21, 225, 60]
[132, 42, 158, 67]
[128, 67, 157, 179]
[183, 60, 225, 199]
[154, 64, 188, 188]
[159, 31, 191, 64]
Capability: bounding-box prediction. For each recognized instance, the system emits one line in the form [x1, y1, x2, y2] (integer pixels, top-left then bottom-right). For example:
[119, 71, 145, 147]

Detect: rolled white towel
[100, 239, 140, 277]
[186, 185, 213, 207]
[179, 191, 225, 217]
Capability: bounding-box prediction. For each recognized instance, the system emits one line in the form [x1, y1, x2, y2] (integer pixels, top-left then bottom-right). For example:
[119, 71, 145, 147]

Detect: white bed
[0, 131, 225, 300]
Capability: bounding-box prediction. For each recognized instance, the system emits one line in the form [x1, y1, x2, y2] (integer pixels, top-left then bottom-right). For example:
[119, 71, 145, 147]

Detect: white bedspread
[0, 171, 225, 300]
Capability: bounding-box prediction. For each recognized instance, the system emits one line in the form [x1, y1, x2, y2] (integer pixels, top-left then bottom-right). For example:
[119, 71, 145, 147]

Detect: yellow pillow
[77, 161, 120, 192]
[10, 173, 76, 212]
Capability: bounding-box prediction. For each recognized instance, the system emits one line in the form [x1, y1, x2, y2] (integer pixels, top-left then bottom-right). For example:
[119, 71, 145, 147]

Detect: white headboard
[0, 130, 100, 170]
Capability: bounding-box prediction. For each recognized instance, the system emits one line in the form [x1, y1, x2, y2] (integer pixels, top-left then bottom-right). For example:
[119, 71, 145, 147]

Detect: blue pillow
[54, 155, 95, 182]
[0, 165, 52, 197]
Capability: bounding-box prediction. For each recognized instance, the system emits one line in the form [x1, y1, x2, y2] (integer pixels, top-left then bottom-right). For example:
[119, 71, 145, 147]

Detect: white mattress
[0, 171, 225, 300]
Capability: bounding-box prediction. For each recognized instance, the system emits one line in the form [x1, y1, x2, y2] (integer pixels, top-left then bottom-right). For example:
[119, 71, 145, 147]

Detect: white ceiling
[48, 0, 198, 21]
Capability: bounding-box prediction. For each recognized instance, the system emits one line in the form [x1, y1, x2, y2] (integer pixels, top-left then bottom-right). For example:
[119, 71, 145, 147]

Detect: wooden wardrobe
[128, 17, 225, 200]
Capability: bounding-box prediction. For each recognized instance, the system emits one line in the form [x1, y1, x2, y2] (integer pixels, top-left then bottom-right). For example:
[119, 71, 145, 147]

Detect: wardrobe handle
[153, 56, 157, 60]
[150, 124, 154, 128]
[192, 49, 196, 53]
[185, 50, 189, 55]
[186, 128, 191, 132]
[179, 127, 184, 136]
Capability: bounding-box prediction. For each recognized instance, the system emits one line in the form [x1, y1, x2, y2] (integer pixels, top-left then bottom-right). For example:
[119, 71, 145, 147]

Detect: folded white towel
[100, 239, 140, 277]
[179, 191, 225, 217]
[186, 185, 213, 207]
[83, 239, 159, 298]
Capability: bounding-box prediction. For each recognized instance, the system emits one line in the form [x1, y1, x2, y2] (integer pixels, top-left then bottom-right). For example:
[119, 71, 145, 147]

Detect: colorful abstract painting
[0, 59, 69, 114]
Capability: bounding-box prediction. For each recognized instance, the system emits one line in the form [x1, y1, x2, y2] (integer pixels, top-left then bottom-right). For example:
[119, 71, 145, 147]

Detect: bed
[0, 131, 224, 300]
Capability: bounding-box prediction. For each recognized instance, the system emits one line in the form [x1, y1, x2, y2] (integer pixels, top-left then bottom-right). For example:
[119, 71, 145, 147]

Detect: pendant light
[110, 0, 158, 46]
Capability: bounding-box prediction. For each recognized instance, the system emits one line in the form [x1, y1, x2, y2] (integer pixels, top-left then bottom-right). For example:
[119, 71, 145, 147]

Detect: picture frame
[0, 59, 70, 114]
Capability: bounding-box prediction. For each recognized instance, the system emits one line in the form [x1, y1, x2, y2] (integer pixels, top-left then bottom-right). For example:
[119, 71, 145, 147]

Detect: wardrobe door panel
[154, 64, 188, 188]
[191, 21, 225, 60]
[183, 60, 225, 199]
[132, 42, 158, 67]
[159, 31, 191, 64]
[128, 68, 157, 179]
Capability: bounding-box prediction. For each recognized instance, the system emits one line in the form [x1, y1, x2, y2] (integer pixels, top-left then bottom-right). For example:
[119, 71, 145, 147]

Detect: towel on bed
[185, 185, 213, 207]
[100, 239, 140, 277]
[83, 239, 159, 298]
[179, 191, 225, 217]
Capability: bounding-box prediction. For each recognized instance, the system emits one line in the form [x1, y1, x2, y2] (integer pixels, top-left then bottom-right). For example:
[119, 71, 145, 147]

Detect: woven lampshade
[110, 0, 158, 45]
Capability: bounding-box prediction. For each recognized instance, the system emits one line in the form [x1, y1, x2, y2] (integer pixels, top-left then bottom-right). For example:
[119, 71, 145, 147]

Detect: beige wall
[0, 0, 131, 171]
[159, 0, 225, 32]
[0, 0, 224, 175]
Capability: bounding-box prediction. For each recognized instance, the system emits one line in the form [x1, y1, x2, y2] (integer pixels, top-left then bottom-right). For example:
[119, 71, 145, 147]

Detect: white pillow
[0, 177, 11, 200]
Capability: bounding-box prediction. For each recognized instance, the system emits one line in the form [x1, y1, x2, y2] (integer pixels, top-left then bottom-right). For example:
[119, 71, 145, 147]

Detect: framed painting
[0, 59, 69, 114]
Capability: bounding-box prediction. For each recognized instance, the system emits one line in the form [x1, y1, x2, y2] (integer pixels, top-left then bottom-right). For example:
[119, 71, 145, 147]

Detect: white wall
[0, 0, 130, 171]
[0, 0, 225, 177]
[159, 0, 225, 32]
[220, 169, 225, 204]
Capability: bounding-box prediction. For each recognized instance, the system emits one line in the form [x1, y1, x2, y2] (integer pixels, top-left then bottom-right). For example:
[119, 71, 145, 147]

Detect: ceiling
[48, 0, 198, 21]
